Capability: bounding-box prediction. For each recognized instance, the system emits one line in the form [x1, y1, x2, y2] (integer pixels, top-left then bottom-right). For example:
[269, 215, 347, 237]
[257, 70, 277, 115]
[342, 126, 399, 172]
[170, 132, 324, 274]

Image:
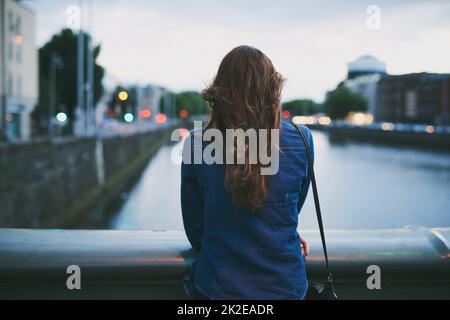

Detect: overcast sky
[25, 0, 450, 102]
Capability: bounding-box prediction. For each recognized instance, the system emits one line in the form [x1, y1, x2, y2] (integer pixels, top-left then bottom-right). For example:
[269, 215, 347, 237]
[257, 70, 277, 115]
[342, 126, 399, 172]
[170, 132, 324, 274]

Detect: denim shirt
[181, 122, 314, 300]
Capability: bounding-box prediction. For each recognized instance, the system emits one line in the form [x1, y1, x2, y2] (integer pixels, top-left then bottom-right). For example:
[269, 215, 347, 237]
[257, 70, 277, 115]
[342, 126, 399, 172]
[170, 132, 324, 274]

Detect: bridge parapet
[0, 227, 448, 299]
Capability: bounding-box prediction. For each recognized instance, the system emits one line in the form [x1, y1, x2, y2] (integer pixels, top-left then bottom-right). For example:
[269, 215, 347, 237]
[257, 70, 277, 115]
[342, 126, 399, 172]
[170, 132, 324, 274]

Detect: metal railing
[0, 226, 448, 300]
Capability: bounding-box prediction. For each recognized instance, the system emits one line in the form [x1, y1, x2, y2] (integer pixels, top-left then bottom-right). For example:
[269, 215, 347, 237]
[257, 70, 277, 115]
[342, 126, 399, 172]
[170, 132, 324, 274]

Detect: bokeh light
[118, 91, 129, 102]
[56, 112, 68, 123]
[124, 113, 134, 123]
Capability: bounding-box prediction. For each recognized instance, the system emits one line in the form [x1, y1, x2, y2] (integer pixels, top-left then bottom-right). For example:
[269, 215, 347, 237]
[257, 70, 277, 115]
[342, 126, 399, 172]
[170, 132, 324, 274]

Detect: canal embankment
[307, 124, 450, 151]
[0, 126, 176, 229]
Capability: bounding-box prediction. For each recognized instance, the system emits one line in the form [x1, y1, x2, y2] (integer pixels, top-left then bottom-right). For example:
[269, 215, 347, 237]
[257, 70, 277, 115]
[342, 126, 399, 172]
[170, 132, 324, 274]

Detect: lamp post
[76, 0, 95, 136]
[48, 54, 64, 137]
[76, 0, 86, 136]
[86, 34, 94, 135]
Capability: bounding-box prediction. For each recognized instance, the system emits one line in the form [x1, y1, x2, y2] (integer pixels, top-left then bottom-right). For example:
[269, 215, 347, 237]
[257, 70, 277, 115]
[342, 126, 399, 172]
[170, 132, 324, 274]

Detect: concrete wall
[0, 227, 448, 299]
[328, 126, 450, 151]
[0, 128, 172, 228]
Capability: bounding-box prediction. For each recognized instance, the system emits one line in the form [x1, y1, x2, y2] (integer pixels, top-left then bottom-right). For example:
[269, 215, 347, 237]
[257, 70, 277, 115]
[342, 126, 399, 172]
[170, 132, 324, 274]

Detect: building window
[8, 11, 14, 61]
[17, 76, 22, 98]
[16, 16, 22, 35]
[7, 11, 14, 61]
[405, 90, 418, 119]
[8, 11, 13, 30]
[8, 73, 14, 97]
[15, 15, 22, 64]
[8, 43, 14, 61]
[16, 45, 22, 63]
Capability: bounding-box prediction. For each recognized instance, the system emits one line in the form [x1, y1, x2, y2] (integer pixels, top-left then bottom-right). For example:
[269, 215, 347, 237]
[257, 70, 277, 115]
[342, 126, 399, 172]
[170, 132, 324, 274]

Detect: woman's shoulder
[280, 121, 313, 148]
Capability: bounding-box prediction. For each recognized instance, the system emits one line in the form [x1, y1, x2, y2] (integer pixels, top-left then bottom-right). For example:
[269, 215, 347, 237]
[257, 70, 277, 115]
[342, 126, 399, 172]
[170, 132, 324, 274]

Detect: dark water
[109, 131, 450, 231]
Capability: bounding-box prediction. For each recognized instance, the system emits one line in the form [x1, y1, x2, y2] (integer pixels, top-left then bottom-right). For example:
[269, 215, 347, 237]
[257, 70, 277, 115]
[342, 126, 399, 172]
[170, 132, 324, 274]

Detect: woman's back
[182, 121, 314, 300]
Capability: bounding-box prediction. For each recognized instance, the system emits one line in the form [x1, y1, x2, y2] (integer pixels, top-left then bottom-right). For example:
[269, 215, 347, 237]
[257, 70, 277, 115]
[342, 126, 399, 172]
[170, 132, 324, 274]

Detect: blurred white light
[124, 113, 134, 123]
[292, 116, 317, 125]
[56, 112, 68, 123]
[318, 116, 332, 126]
[353, 112, 366, 126]
[381, 122, 395, 131]
[348, 112, 374, 126]
[292, 116, 307, 125]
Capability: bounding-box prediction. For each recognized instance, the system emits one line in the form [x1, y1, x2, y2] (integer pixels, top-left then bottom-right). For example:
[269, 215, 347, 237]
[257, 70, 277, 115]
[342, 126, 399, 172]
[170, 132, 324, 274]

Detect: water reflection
[109, 131, 450, 231]
[109, 143, 183, 230]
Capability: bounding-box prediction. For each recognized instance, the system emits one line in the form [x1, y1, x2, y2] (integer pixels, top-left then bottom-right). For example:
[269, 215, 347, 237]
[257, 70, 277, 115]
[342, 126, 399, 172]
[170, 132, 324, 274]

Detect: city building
[344, 56, 450, 125]
[0, 0, 38, 141]
[345, 55, 387, 120]
[347, 55, 387, 80]
[136, 84, 167, 120]
[377, 73, 450, 124]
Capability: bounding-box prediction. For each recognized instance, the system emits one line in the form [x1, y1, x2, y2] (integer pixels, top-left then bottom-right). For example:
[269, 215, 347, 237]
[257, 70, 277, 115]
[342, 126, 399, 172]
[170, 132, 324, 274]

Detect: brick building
[377, 73, 450, 124]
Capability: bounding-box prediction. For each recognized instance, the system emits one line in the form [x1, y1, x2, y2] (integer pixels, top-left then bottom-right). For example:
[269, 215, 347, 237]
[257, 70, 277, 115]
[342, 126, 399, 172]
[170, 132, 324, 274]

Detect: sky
[24, 0, 450, 102]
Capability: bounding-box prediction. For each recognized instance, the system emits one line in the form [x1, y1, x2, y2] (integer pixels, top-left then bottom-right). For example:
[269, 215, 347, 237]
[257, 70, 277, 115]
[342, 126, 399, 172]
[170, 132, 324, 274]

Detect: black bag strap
[294, 125, 334, 283]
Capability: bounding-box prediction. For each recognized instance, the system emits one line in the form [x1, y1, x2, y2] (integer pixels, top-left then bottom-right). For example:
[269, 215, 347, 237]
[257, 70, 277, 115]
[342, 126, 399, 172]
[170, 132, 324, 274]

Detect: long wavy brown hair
[203, 46, 284, 212]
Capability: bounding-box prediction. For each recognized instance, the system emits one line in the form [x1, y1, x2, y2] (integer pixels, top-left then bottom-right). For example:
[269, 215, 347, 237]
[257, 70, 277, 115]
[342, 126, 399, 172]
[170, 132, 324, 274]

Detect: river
[108, 131, 450, 230]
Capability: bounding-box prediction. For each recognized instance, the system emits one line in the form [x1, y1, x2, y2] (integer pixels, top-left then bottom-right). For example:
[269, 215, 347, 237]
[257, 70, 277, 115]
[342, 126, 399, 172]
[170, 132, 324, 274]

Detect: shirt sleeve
[181, 139, 204, 251]
[297, 127, 315, 214]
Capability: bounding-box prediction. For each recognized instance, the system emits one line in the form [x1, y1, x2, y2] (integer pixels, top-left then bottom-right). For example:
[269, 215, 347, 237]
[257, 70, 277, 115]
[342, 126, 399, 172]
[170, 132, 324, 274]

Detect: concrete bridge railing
[0, 226, 448, 300]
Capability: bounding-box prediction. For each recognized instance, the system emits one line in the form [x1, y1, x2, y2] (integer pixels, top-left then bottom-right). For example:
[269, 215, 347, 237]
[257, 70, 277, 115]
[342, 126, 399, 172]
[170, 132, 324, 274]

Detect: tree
[34, 29, 105, 132]
[282, 99, 320, 115]
[159, 92, 177, 116]
[175, 91, 208, 116]
[324, 85, 368, 119]
[159, 91, 208, 117]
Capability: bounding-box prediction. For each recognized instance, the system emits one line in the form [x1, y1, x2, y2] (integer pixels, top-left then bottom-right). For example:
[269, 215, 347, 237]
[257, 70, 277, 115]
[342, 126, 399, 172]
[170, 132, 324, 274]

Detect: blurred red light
[283, 110, 291, 119]
[179, 110, 189, 119]
[156, 113, 168, 124]
[140, 109, 152, 119]
[179, 128, 190, 140]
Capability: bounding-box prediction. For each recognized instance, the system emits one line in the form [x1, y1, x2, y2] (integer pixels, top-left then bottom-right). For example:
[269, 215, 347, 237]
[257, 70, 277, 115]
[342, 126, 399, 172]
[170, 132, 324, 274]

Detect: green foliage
[175, 91, 208, 116]
[158, 92, 176, 115]
[324, 85, 368, 119]
[159, 91, 208, 117]
[282, 99, 320, 115]
[34, 29, 105, 121]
